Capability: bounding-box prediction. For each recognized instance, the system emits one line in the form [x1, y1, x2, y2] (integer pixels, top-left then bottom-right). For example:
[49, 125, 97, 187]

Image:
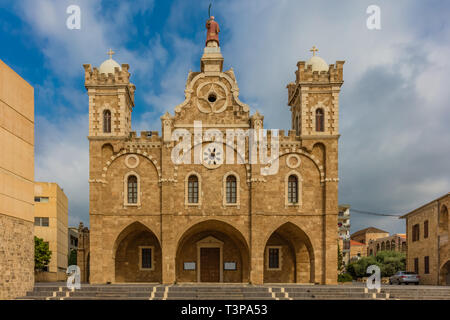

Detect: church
[82, 17, 344, 285]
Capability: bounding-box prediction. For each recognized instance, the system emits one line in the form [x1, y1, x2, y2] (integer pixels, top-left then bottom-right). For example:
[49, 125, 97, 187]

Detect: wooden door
[200, 248, 220, 282]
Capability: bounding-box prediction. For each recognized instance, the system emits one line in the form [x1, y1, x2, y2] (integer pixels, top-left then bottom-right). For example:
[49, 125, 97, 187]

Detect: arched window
[287, 175, 298, 204]
[127, 175, 138, 204]
[315, 108, 324, 132]
[296, 116, 300, 135]
[381, 242, 385, 251]
[226, 175, 237, 204]
[188, 175, 199, 204]
[103, 110, 111, 133]
[376, 243, 380, 252]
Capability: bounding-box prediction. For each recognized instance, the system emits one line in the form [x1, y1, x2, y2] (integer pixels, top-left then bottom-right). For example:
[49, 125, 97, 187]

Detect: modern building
[401, 193, 449, 285]
[338, 205, 351, 266]
[34, 182, 68, 281]
[83, 17, 345, 284]
[367, 233, 406, 256]
[0, 59, 35, 299]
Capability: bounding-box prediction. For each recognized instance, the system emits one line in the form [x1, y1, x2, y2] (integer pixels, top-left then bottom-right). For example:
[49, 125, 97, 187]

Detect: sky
[0, 0, 449, 234]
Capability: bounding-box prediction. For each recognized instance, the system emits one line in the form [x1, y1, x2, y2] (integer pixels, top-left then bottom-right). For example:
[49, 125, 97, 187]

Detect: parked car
[389, 271, 420, 285]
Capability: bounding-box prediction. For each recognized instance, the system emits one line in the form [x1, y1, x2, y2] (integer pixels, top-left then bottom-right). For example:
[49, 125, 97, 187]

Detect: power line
[350, 208, 402, 217]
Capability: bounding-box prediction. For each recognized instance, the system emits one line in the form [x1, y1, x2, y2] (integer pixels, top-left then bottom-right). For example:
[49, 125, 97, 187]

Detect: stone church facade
[83, 21, 344, 285]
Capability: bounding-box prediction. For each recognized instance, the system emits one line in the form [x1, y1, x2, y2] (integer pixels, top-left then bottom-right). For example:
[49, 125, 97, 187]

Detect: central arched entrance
[175, 220, 250, 283]
[114, 222, 162, 283]
[263, 222, 315, 283]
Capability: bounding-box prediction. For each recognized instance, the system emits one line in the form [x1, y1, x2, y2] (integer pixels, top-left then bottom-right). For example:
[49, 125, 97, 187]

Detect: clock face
[202, 143, 223, 169]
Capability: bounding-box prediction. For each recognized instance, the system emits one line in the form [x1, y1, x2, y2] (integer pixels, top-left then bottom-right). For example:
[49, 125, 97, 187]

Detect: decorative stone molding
[88, 179, 107, 185]
[196, 81, 229, 114]
[284, 170, 302, 208]
[174, 72, 249, 114]
[124, 154, 140, 169]
[123, 171, 141, 207]
[286, 154, 301, 169]
[185, 171, 202, 207]
[102, 149, 162, 180]
[309, 99, 331, 135]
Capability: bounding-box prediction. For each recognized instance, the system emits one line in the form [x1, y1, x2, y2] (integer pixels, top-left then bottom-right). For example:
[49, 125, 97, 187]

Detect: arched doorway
[175, 220, 249, 283]
[263, 222, 314, 283]
[114, 222, 162, 283]
[440, 261, 450, 286]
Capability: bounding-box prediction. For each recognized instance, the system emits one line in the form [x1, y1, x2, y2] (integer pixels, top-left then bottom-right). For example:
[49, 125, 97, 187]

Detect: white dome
[306, 56, 329, 72]
[99, 58, 121, 75]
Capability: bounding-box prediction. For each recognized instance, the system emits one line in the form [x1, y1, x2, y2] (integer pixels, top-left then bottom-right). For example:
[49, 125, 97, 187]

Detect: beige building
[401, 193, 449, 285]
[367, 233, 406, 256]
[351, 227, 389, 246]
[0, 59, 35, 299]
[83, 19, 344, 285]
[338, 205, 351, 266]
[349, 240, 366, 261]
[34, 182, 68, 281]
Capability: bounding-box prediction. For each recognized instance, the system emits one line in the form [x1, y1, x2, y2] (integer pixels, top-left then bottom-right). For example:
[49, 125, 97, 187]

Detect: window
[288, 175, 298, 204]
[127, 175, 138, 204]
[315, 108, 324, 132]
[424, 256, 429, 274]
[226, 175, 237, 204]
[139, 247, 153, 270]
[414, 258, 419, 274]
[424, 220, 429, 239]
[103, 110, 111, 133]
[34, 217, 49, 227]
[34, 197, 49, 203]
[188, 175, 199, 204]
[412, 224, 420, 242]
[267, 247, 281, 270]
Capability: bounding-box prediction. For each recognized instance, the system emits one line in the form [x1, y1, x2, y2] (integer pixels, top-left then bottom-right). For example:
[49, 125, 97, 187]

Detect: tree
[337, 244, 344, 273]
[346, 251, 406, 278]
[68, 249, 77, 266]
[35, 236, 52, 271]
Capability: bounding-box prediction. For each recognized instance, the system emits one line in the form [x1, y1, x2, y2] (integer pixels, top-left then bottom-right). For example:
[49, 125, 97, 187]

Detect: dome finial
[310, 46, 319, 57]
[107, 48, 115, 60]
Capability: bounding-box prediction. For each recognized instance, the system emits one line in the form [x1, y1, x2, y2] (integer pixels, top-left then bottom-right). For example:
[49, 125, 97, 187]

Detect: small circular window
[208, 94, 217, 103]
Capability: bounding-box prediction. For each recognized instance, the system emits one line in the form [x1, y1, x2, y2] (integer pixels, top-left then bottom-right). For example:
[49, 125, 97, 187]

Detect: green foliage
[337, 244, 344, 272]
[34, 236, 52, 271]
[68, 249, 77, 266]
[338, 273, 353, 282]
[346, 251, 406, 278]
[375, 251, 406, 277]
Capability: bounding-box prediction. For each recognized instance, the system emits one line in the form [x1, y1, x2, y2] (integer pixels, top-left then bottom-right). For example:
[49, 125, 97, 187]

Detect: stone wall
[0, 214, 34, 299]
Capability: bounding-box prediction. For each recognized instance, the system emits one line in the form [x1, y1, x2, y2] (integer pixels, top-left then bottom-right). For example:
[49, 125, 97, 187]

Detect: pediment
[196, 236, 223, 245]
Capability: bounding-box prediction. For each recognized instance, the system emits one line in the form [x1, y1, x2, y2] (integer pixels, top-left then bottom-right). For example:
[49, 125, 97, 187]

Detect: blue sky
[1, 0, 449, 234]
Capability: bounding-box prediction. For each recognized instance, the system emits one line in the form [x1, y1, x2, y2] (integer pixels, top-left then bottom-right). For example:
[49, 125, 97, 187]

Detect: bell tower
[287, 46, 344, 138]
[83, 49, 135, 138]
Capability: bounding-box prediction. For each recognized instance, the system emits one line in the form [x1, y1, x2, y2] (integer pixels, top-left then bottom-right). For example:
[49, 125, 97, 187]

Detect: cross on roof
[107, 49, 115, 59]
[310, 46, 319, 56]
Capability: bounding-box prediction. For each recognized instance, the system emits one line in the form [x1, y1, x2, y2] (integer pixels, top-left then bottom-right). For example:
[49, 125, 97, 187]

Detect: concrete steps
[17, 284, 450, 300]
